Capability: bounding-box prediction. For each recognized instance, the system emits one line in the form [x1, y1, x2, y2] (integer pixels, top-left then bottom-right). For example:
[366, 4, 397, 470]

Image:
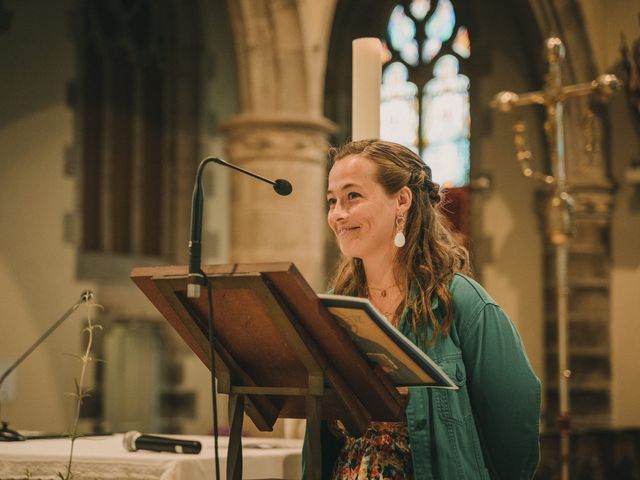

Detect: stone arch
[525, 0, 598, 82]
[227, 0, 312, 113]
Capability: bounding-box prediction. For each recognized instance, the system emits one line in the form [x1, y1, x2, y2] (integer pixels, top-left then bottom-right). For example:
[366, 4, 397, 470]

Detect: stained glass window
[388, 5, 420, 66]
[380, 62, 419, 151]
[381, 0, 471, 187]
[453, 26, 470, 58]
[425, 0, 456, 43]
[423, 55, 470, 186]
[409, 0, 430, 20]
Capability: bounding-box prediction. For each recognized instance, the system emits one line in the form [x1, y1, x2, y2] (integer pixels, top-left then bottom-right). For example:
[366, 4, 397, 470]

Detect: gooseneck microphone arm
[187, 157, 293, 298]
[212, 158, 293, 195]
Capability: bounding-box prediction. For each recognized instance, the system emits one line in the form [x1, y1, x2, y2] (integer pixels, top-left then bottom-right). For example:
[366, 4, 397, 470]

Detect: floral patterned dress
[331, 421, 413, 480]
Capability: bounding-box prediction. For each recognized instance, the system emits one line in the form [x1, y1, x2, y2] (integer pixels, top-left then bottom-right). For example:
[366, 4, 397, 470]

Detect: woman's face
[327, 154, 400, 262]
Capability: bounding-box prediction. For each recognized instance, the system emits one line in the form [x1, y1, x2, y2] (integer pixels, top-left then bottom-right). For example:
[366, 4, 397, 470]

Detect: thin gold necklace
[366, 283, 399, 298]
[366, 288, 401, 324]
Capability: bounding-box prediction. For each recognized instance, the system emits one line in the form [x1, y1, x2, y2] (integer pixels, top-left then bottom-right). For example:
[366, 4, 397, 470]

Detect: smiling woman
[305, 139, 541, 480]
[325, 139, 467, 332]
[327, 155, 407, 269]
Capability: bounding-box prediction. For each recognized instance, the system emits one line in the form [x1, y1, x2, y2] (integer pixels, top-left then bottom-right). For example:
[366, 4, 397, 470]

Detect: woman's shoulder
[449, 273, 499, 314]
[447, 274, 513, 338]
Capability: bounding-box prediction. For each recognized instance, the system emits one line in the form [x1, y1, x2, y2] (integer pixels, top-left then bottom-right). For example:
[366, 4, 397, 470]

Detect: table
[0, 434, 303, 479]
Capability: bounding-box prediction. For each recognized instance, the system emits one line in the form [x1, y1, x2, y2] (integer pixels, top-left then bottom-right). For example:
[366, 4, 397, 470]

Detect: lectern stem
[227, 394, 244, 480]
[305, 395, 322, 480]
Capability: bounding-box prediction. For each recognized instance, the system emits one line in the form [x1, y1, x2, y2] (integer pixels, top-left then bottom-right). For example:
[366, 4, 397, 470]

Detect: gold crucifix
[491, 37, 620, 480]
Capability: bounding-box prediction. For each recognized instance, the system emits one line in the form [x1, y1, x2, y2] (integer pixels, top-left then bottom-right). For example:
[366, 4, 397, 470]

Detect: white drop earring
[394, 214, 406, 248]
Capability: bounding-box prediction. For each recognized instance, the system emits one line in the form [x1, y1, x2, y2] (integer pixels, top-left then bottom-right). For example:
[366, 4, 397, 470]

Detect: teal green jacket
[303, 274, 541, 479]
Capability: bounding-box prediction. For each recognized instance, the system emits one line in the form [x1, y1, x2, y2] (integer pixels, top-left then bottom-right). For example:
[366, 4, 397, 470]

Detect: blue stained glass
[421, 55, 470, 186]
[400, 40, 420, 66]
[410, 0, 431, 20]
[422, 139, 469, 186]
[422, 37, 442, 62]
[388, 5, 416, 52]
[381, 62, 420, 152]
[425, 0, 456, 43]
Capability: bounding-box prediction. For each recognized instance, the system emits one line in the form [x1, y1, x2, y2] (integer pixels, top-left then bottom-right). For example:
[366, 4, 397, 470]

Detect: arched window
[78, 0, 203, 265]
[381, 0, 471, 189]
[80, 0, 172, 256]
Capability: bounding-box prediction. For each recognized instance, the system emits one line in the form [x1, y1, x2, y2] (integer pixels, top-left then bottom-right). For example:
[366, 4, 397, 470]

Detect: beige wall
[471, 5, 546, 387]
[0, 0, 95, 432]
[582, 0, 640, 427]
[475, 0, 640, 428]
[0, 0, 240, 435]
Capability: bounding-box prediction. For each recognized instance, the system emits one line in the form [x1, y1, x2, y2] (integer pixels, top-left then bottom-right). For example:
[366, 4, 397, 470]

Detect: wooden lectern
[131, 262, 408, 480]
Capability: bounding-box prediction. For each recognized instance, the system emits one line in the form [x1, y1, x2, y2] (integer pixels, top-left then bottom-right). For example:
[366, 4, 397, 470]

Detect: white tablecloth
[0, 434, 303, 480]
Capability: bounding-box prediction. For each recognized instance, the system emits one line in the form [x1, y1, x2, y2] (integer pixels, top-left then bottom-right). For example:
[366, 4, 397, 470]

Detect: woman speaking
[304, 139, 540, 479]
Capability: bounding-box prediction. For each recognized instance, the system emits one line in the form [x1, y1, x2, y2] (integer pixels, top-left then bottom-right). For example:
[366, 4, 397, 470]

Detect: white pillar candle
[352, 38, 382, 141]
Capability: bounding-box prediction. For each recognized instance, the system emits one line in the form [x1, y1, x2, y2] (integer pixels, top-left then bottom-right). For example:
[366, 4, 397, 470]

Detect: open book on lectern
[318, 294, 456, 389]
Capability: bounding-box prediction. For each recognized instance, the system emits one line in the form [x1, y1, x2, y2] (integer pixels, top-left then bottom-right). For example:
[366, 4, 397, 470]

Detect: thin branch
[63, 294, 102, 480]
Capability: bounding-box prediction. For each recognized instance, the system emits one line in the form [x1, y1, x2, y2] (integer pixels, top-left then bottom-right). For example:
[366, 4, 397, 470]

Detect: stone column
[221, 112, 334, 291]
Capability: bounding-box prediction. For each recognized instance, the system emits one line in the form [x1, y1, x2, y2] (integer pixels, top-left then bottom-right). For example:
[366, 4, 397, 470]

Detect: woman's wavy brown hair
[328, 139, 471, 343]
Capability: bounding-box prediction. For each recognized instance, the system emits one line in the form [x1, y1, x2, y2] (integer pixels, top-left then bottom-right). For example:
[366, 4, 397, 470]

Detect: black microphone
[213, 158, 293, 196]
[187, 157, 293, 298]
[122, 431, 202, 454]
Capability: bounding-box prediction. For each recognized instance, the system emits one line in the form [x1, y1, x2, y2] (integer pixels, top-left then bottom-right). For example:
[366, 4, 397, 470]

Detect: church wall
[0, 0, 95, 432]
[471, 2, 546, 390]
[581, 1, 640, 428]
[0, 0, 243, 436]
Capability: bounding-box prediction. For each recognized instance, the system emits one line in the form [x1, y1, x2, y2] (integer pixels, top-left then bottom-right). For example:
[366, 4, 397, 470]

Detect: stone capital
[220, 112, 336, 166]
[219, 111, 334, 291]
[221, 112, 336, 134]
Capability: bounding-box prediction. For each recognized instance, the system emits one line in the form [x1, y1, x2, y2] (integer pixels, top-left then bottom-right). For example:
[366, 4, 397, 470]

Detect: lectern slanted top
[130, 263, 409, 430]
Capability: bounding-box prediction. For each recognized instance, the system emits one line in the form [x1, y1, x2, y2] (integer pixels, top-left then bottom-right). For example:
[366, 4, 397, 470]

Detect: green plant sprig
[59, 297, 103, 480]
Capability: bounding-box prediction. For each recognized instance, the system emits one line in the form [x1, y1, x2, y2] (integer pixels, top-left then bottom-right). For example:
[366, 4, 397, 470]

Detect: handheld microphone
[187, 157, 293, 298]
[122, 431, 202, 454]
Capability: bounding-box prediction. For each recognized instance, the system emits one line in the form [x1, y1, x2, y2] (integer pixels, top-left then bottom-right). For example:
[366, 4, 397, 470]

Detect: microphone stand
[186, 157, 292, 479]
[0, 290, 93, 441]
